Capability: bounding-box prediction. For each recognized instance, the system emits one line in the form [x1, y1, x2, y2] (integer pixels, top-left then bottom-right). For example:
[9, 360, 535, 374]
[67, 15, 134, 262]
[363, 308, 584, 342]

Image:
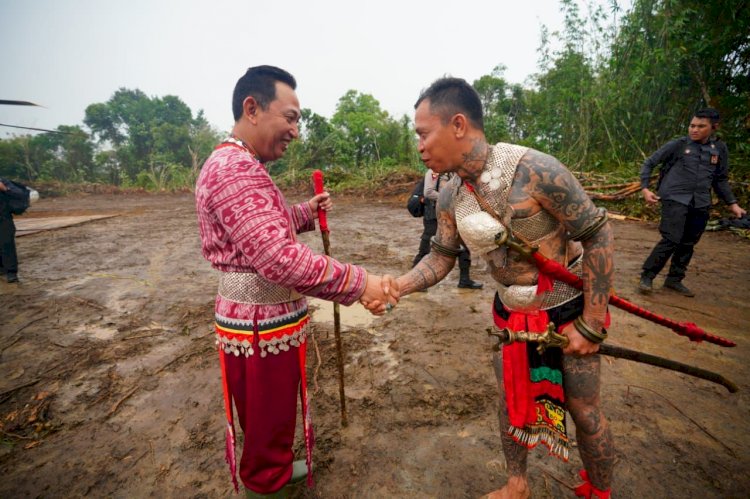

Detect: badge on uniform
[711, 154, 719, 165]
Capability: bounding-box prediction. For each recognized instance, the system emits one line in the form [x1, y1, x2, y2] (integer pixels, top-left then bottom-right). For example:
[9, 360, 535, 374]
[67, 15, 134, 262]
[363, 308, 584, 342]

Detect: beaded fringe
[216, 326, 307, 358]
[508, 424, 570, 461]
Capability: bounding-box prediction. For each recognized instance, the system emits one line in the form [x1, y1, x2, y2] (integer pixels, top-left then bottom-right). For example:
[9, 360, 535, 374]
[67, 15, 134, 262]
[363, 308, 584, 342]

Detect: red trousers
[223, 346, 303, 494]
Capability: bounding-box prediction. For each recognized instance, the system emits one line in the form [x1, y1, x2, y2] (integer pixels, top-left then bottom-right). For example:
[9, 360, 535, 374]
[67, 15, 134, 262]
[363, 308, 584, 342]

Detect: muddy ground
[1, 191, 748, 498]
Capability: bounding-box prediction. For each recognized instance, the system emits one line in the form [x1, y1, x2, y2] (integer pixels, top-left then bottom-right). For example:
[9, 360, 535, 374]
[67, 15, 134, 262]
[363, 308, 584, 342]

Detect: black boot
[664, 280, 695, 297]
[638, 275, 653, 294]
[457, 249, 482, 289]
[6, 272, 18, 283]
[458, 278, 483, 289]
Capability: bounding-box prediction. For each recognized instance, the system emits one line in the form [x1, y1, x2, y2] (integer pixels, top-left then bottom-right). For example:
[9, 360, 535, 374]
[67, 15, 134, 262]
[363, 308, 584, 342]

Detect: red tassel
[218, 347, 239, 492]
[298, 341, 315, 487]
[574, 469, 610, 499]
[225, 424, 239, 493]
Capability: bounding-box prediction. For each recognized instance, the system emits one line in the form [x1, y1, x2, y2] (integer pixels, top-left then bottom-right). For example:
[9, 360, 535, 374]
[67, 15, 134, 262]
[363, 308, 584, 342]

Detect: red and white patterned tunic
[197, 141, 366, 492]
[195, 143, 367, 353]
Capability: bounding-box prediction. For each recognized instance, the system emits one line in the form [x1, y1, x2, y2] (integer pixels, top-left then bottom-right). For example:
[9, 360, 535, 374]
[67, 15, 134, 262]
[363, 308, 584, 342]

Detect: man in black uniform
[638, 108, 746, 296]
[0, 179, 24, 283]
[412, 169, 482, 289]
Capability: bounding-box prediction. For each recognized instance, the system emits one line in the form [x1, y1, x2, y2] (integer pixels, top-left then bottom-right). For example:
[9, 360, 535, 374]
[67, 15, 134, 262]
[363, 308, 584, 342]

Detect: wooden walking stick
[312, 170, 348, 426]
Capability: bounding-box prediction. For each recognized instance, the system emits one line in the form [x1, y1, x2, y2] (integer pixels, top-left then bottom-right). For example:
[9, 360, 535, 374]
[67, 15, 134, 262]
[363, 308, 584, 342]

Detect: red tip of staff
[311, 170, 328, 232]
[312, 170, 324, 194]
[682, 322, 736, 347]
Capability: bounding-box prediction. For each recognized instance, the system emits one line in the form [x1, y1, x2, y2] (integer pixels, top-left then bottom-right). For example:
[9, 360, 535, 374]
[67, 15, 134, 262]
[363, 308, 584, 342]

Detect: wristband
[573, 316, 608, 344]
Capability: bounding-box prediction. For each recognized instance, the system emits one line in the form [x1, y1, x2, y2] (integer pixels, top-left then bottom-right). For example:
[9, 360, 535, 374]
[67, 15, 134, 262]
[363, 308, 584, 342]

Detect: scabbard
[599, 343, 738, 393]
[487, 326, 739, 394]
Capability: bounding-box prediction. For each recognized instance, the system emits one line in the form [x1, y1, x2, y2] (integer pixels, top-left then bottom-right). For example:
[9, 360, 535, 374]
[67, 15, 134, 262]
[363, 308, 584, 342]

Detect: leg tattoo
[492, 352, 528, 477]
[564, 354, 615, 490]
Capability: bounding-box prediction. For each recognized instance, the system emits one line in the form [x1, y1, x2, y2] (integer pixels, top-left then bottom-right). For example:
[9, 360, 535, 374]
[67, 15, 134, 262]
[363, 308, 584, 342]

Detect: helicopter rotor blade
[0, 100, 42, 107]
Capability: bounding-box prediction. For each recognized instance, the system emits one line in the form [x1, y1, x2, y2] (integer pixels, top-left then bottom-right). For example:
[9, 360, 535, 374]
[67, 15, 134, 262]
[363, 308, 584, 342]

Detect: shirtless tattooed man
[394, 77, 615, 498]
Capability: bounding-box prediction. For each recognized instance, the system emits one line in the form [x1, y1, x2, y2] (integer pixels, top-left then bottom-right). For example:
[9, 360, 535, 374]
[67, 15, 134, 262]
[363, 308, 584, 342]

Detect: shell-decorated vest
[454, 143, 560, 268]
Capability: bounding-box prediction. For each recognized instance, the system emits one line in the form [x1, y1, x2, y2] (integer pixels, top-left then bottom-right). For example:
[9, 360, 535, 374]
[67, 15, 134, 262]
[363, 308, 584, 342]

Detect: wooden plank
[16, 214, 119, 236]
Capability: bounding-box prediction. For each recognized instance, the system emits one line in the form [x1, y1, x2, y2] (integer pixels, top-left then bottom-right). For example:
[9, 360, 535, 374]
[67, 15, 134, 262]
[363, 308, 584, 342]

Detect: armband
[569, 207, 608, 242]
[573, 316, 608, 344]
[430, 236, 461, 258]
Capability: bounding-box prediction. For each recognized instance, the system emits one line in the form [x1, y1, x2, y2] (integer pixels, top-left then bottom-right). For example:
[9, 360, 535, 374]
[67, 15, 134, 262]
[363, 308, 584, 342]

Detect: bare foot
[480, 476, 531, 499]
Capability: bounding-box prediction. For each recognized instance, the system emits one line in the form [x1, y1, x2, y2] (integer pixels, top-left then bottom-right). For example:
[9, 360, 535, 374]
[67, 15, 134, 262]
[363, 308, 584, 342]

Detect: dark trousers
[412, 218, 472, 279]
[641, 200, 709, 282]
[0, 216, 18, 275]
[413, 218, 437, 267]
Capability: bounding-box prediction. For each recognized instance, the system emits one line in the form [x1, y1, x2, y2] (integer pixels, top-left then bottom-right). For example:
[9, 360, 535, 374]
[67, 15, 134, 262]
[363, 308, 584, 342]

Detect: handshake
[358, 274, 401, 316]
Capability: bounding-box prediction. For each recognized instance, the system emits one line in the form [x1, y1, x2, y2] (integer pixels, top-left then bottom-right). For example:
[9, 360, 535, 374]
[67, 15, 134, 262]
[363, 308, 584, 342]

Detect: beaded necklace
[218, 136, 259, 159]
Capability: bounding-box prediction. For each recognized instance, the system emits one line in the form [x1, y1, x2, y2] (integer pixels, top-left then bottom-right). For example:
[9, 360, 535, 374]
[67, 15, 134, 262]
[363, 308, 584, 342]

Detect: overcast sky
[1, 0, 627, 139]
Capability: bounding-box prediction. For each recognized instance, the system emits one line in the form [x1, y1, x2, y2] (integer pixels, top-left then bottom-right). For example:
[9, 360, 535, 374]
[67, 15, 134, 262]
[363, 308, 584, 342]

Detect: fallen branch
[607, 213, 643, 222]
[153, 345, 213, 374]
[121, 332, 165, 341]
[74, 297, 106, 310]
[1, 314, 47, 353]
[586, 182, 642, 201]
[584, 181, 640, 190]
[541, 470, 576, 491]
[0, 429, 37, 441]
[129, 449, 151, 466]
[107, 386, 139, 418]
[0, 336, 23, 353]
[418, 365, 443, 389]
[623, 384, 737, 458]
[0, 378, 41, 398]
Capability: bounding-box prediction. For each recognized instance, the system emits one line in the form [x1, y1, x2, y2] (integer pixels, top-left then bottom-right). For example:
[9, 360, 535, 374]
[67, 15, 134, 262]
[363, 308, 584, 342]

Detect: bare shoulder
[434, 175, 462, 248]
[516, 148, 573, 184]
[437, 175, 461, 215]
[515, 148, 597, 230]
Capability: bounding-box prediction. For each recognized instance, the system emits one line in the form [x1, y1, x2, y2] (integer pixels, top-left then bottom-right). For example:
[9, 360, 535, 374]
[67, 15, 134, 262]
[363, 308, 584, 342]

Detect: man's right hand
[641, 188, 660, 205]
[0, 181, 7, 192]
[560, 322, 600, 356]
[359, 274, 400, 315]
[729, 203, 747, 219]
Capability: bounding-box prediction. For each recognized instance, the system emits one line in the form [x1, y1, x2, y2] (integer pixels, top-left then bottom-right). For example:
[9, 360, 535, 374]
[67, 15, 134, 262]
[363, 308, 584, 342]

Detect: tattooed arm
[521, 150, 615, 355]
[396, 182, 460, 295]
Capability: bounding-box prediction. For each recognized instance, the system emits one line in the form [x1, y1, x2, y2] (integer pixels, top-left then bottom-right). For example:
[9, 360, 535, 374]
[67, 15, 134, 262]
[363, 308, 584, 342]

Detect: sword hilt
[494, 230, 538, 259]
[487, 322, 569, 353]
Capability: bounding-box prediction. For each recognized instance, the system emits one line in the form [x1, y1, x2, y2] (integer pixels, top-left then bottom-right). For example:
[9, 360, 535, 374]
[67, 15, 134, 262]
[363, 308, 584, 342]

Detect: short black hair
[695, 107, 720, 125]
[414, 77, 484, 130]
[232, 65, 297, 121]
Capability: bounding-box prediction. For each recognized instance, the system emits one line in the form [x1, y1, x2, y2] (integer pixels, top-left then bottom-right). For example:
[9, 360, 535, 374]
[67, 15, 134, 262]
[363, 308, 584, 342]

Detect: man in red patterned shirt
[195, 65, 396, 498]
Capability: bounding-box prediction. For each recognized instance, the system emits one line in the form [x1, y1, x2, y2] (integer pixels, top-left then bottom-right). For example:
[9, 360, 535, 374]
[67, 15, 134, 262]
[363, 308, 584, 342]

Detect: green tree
[84, 88, 203, 184]
[0, 138, 30, 180]
[396, 115, 419, 167]
[474, 66, 511, 144]
[0, 134, 58, 181]
[601, 0, 750, 169]
[188, 111, 222, 182]
[269, 109, 347, 181]
[530, 50, 595, 165]
[331, 90, 391, 166]
[34, 126, 95, 182]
